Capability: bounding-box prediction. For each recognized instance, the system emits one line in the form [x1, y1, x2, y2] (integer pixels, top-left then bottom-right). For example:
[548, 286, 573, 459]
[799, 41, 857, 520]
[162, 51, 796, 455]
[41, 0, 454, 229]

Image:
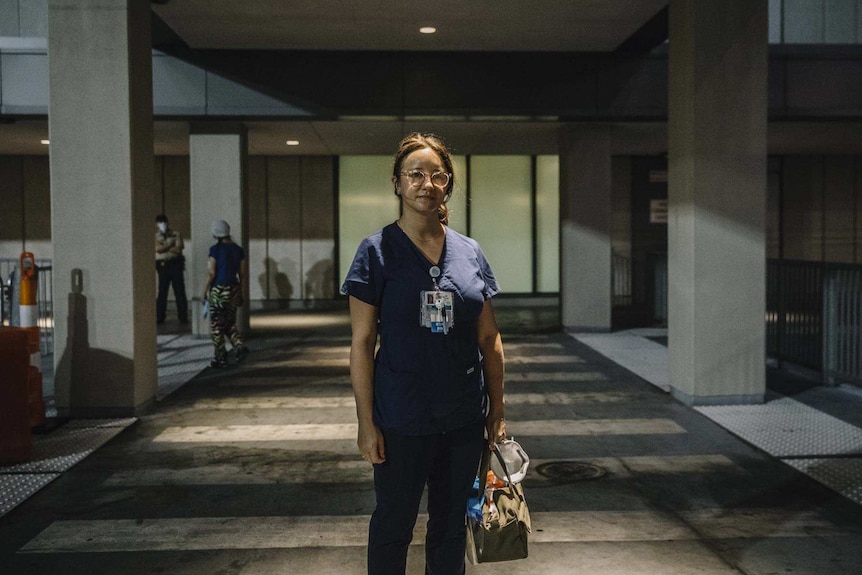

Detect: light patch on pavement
[19, 508, 839, 553]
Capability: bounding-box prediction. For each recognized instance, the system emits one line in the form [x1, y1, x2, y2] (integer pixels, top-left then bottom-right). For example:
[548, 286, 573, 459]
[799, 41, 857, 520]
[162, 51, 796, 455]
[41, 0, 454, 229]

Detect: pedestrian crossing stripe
[19, 508, 841, 553]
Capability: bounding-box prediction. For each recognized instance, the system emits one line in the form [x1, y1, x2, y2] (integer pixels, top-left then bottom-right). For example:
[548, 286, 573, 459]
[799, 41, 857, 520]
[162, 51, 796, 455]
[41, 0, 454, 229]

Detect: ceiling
[151, 0, 668, 52]
[3, 1, 677, 156]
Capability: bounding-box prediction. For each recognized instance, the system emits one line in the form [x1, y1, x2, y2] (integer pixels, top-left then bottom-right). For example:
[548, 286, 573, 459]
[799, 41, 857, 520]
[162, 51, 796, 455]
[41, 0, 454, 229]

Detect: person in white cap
[202, 219, 248, 368]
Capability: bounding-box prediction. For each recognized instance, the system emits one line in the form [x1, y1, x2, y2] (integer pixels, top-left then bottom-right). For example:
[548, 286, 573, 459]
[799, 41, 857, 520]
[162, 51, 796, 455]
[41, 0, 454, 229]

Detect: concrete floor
[2, 309, 862, 574]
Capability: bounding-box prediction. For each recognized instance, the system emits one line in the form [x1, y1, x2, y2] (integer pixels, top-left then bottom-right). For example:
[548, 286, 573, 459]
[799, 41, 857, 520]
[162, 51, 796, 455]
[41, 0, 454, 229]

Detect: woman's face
[395, 147, 448, 217]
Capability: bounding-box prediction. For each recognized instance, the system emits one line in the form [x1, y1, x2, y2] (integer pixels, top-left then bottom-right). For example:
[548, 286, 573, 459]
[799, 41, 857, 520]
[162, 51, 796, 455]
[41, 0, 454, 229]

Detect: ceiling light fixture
[40, 139, 50, 145]
[419, 26, 437, 34]
[286, 140, 299, 146]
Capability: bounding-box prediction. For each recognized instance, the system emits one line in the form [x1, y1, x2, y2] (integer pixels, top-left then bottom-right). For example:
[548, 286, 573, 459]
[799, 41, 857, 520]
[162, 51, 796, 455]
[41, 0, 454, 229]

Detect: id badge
[420, 290, 455, 334]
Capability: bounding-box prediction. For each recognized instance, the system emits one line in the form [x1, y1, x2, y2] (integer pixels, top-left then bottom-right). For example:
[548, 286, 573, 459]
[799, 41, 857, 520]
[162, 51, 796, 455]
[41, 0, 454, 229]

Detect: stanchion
[19, 252, 45, 428]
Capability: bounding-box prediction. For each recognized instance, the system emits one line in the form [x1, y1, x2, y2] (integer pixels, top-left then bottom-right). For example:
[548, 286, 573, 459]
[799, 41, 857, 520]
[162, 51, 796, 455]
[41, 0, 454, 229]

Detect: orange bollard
[0, 327, 33, 463]
[19, 252, 45, 427]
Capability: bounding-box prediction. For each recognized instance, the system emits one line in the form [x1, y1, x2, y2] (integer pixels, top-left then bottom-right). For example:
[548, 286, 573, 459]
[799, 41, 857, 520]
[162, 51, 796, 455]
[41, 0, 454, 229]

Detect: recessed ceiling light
[419, 26, 437, 34]
[40, 139, 50, 145]
[286, 140, 299, 146]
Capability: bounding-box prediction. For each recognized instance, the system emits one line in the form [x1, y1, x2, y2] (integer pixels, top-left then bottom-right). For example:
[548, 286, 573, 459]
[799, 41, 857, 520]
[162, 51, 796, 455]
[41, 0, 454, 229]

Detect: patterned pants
[209, 284, 243, 361]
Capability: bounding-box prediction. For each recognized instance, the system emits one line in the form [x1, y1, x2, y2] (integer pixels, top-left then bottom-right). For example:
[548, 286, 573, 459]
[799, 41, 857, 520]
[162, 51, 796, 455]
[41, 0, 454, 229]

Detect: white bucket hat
[211, 219, 230, 238]
[490, 438, 529, 484]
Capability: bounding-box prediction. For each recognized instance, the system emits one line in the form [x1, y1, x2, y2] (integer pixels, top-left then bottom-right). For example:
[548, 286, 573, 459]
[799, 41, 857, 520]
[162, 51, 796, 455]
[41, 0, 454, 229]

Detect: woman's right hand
[357, 421, 386, 464]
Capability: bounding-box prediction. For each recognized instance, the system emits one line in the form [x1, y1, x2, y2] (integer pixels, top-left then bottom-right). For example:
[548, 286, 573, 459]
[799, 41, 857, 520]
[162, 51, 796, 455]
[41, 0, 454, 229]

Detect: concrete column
[48, 0, 156, 416]
[668, 0, 768, 405]
[559, 124, 612, 332]
[189, 124, 249, 339]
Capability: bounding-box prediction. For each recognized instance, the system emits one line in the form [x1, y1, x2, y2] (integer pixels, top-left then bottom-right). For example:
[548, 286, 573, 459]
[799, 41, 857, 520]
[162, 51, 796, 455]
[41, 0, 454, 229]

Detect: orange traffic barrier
[0, 327, 33, 463]
[18, 252, 45, 427]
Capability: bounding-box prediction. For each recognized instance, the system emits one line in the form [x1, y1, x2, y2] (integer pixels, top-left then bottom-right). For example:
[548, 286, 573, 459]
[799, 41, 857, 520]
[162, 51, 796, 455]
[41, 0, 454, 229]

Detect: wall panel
[470, 156, 532, 293]
[536, 155, 559, 292]
[823, 156, 856, 262]
[782, 157, 824, 260]
[301, 157, 336, 300]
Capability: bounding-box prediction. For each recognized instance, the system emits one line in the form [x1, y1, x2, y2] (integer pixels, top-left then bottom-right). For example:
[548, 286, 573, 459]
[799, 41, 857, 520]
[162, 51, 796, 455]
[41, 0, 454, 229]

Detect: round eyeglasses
[400, 170, 451, 188]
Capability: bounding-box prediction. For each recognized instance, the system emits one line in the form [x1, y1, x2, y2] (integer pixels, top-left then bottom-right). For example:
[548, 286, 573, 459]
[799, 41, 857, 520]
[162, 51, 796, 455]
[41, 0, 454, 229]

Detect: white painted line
[252, 358, 350, 368]
[509, 356, 585, 364]
[220, 376, 351, 387]
[505, 391, 632, 405]
[151, 418, 686, 443]
[153, 424, 358, 443]
[19, 508, 839, 553]
[193, 391, 630, 409]
[193, 397, 356, 409]
[511, 418, 686, 436]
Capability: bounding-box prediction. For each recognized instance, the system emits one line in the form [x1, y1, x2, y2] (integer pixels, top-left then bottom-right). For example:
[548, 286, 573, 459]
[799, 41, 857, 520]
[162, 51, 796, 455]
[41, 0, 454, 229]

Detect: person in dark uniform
[155, 214, 188, 324]
[342, 133, 507, 575]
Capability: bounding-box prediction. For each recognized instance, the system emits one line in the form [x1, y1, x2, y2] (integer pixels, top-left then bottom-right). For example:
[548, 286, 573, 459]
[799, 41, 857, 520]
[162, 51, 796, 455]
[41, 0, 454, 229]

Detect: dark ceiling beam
[171, 49, 668, 120]
[614, 5, 669, 55]
[151, 10, 189, 52]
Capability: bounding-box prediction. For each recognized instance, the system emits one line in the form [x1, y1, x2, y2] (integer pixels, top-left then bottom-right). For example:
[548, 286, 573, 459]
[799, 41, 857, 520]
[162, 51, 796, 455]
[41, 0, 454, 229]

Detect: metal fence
[1, 258, 54, 355]
[766, 258, 862, 385]
[612, 251, 632, 307]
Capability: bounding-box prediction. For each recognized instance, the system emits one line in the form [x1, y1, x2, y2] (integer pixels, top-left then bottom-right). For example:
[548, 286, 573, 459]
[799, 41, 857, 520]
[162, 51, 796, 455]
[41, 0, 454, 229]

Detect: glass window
[338, 156, 399, 283]
[470, 156, 533, 293]
[536, 156, 560, 292]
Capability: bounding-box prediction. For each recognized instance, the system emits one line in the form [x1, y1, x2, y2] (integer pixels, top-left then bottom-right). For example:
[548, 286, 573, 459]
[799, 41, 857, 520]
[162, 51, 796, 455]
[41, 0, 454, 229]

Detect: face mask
[157, 223, 167, 233]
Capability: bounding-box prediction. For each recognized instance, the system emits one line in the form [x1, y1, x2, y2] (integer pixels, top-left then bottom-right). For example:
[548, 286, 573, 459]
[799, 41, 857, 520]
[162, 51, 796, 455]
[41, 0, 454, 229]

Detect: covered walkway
[1, 310, 862, 574]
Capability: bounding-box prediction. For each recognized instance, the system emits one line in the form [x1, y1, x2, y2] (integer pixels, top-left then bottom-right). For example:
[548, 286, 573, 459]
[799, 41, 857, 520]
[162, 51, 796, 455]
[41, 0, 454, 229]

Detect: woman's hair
[392, 132, 454, 225]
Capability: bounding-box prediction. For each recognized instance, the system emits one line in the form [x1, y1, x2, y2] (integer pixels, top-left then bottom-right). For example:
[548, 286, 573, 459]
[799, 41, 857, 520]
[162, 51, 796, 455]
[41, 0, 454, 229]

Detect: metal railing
[1, 258, 54, 355]
[767, 258, 862, 385]
[612, 251, 632, 307]
[653, 257, 668, 324]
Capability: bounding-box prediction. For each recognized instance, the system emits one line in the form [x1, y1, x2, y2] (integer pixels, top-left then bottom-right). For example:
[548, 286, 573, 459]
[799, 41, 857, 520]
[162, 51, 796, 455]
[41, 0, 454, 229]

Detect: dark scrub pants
[368, 422, 485, 575]
[156, 257, 188, 323]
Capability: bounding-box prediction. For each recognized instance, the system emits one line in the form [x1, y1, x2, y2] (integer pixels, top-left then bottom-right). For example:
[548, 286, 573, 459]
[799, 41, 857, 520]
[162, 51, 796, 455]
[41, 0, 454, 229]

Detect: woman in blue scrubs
[342, 133, 507, 575]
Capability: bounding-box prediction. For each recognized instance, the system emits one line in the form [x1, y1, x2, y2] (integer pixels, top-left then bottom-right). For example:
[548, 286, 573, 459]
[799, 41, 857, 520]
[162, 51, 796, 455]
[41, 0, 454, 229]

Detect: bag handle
[479, 444, 526, 504]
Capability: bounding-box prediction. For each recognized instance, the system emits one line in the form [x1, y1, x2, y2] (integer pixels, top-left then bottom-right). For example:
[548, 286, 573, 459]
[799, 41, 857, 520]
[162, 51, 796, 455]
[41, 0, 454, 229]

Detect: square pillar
[189, 124, 249, 339]
[48, 0, 157, 416]
[560, 124, 613, 332]
[668, 0, 768, 405]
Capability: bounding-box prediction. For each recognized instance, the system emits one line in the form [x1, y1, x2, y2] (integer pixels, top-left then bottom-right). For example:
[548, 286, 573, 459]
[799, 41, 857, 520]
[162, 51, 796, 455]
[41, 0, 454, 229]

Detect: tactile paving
[0, 473, 59, 517]
[783, 458, 862, 507]
[696, 397, 862, 457]
[1, 423, 133, 474]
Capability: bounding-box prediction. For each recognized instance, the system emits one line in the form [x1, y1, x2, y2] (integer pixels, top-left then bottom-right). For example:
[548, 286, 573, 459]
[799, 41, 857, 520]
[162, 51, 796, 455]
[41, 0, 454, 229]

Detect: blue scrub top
[341, 222, 500, 435]
[209, 241, 245, 286]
